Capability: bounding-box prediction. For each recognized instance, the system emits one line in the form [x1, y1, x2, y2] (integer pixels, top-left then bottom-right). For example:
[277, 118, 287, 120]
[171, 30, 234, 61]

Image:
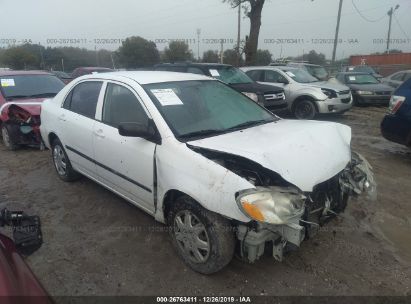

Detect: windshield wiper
[179, 129, 226, 140]
[227, 119, 272, 131]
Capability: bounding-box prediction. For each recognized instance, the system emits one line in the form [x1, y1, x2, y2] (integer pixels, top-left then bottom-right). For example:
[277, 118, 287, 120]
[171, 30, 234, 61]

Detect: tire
[293, 99, 317, 120]
[1, 124, 19, 151]
[51, 138, 81, 182]
[167, 195, 235, 274]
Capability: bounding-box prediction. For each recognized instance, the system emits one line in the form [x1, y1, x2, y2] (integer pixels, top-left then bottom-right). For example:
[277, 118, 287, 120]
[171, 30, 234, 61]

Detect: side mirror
[279, 78, 289, 85]
[118, 120, 161, 144]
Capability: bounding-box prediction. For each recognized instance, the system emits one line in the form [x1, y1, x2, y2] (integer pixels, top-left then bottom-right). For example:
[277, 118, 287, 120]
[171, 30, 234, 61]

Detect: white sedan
[40, 71, 375, 274]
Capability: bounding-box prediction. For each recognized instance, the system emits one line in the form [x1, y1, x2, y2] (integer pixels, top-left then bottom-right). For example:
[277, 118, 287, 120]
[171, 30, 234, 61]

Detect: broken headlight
[236, 187, 305, 225]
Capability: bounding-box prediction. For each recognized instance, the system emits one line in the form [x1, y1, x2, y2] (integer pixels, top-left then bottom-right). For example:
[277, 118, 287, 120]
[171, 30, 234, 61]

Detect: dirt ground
[1, 106, 411, 297]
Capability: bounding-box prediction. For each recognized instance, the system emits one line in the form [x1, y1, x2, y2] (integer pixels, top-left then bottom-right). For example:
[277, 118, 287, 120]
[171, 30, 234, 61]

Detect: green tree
[117, 36, 160, 68]
[2, 46, 38, 69]
[202, 50, 220, 63]
[223, 49, 240, 66]
[163, 41, 193, 62]
[293, 50, 327, 65]
[224, 0, 266, 65]
[255, 49, 272, 65]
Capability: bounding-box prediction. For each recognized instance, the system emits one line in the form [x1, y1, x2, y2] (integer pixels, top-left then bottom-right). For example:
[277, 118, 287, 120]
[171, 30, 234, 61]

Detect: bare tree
[224, 0, 265, 65]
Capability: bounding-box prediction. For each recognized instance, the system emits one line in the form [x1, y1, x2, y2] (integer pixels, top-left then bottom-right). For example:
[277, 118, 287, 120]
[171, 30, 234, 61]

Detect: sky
[0, 0, 410, 60]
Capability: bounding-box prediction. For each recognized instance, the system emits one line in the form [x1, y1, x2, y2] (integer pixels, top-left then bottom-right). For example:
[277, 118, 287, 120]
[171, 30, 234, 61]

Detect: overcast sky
[0, 0, 410, 59]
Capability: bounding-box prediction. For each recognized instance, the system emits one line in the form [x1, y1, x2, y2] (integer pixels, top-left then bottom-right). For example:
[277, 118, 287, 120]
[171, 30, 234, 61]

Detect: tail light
[388, 95, 405, 114]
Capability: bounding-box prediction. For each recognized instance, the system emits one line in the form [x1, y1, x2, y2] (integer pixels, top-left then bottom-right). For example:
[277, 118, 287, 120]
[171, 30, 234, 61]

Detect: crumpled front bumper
[236, 151, 376, 263]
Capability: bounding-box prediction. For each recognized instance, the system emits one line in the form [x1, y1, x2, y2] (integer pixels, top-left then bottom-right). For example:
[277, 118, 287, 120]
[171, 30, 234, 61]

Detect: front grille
[341, 97, 351, 103]
[338, 90, 350, 95]
[375, 91, 391, 95]
[264, 92, 285, 101]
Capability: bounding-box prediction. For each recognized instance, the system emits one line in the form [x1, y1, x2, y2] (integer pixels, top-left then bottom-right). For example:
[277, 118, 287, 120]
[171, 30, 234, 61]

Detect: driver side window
[102, 83, 148, 128]
[264, 70, 285, 83]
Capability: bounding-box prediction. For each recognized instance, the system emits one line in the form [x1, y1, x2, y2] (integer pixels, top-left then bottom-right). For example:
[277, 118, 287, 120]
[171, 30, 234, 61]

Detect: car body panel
[188, 119, 351, 192]
[381, 70, 411, 89]
[241, 66, 352, 114]
[381, 78, 411, 146]
[0, 234, 49, 298]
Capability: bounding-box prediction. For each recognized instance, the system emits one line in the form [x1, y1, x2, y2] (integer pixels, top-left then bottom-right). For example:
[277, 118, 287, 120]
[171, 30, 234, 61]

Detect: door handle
[93, 129, 105, 139]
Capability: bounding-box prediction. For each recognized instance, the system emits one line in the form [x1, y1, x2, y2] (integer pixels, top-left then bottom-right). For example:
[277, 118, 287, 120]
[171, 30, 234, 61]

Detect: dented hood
[188, 119, 352, 192]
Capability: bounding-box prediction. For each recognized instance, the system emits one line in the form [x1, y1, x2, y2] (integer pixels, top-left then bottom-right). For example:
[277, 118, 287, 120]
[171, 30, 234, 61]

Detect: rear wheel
[1, 124, 19, 151]
[167, 195, 235, 274]
[51, 138, 81, 182]
[293, 99, 317, 120]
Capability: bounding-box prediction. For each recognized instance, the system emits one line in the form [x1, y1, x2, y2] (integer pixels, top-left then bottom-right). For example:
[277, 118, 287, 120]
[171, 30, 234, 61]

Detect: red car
[71, 66, 113, 79]
[0, 71, 65, 150]
[0, 208, 51, 303]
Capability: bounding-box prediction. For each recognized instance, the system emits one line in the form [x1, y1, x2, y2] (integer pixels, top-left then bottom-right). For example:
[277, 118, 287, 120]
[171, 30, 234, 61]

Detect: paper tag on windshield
[348, 67, 354, 71]
[1, 79, 15, 87]
[285, 71, 295, 77]
[209, 69, 220, 77]
[349, 76, 356, 81]
[151, 89, 183, 106]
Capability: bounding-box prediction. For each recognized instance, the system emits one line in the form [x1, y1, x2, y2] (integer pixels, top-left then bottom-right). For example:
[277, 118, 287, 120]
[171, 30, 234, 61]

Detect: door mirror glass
[118, 120, 160, 143]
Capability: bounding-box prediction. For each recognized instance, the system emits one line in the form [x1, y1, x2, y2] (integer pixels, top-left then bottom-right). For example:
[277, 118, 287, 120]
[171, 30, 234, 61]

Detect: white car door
[93, 81, 156, 213]
[58, 80, 104, 177]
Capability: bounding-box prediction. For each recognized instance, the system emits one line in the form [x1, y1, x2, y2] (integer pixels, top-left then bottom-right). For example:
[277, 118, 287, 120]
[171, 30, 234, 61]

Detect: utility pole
[236, 4, 241, 66]
[220, 39, 224, 64]
[331, 0, 343, 64]
[386, 5, 400, 54]
[196, 28, 201, 61]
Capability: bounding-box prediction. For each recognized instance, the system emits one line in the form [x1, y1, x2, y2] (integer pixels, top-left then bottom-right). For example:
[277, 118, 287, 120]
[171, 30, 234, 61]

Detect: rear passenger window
[246, 70, 262, 81]
[67, 81, 102, 118]
[392, 73, 404, 81]
[102, 83, 148, 128]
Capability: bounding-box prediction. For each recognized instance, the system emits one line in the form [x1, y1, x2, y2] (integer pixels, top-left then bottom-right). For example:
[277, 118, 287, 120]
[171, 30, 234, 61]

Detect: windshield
[144, 80, 276, 140]
[283, 69, 318, 83]
[0, 74, 65, 99]
[353, 66, 375, 74]
[306, 65, 328, 80]
[345, 74, 379, 84]
[210, 66, 254, 84]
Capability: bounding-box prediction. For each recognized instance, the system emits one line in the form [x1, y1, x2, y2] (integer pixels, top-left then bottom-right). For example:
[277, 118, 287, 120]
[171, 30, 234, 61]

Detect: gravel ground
[0, 106, 410, 297]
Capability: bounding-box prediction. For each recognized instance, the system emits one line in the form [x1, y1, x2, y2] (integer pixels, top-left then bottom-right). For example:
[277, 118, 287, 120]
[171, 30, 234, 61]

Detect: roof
[337, 72, 371, 75]
[74, 67, 113, 71]
[79, 71, 213, 85]
[156, 62, 232, 68]
[241, 66, 298, 72]
[0, 70, 52, 76]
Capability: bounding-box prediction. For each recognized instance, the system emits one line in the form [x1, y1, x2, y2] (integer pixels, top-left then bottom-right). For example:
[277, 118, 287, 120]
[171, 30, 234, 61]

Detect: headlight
[242, 92, 259, 102]
[236, 187, 305, 225]
[321, 88, 337, 98]
[356, 90, 374, 95]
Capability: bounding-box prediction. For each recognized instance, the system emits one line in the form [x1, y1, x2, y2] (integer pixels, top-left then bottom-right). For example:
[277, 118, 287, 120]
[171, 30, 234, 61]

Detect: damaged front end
[191, 146, 376, 263]
[1, 105, 42, 149]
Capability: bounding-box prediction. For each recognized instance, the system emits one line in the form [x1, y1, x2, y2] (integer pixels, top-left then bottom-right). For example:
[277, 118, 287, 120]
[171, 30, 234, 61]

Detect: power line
[351, 0, 386, 22]
[394, 14, 410, 40]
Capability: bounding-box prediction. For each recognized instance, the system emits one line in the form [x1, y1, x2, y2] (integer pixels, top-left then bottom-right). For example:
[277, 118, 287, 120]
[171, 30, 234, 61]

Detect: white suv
[40, 71, 375, 274]
[241, 66, 353, 119]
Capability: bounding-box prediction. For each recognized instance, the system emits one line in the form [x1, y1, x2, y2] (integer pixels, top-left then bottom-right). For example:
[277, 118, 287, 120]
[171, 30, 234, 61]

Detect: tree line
[0, 36, 329, 72]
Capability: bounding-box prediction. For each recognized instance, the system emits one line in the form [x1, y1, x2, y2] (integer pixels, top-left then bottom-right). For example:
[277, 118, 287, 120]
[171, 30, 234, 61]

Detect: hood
[0, 98, 46, 116]
[348, 83, 393, 92]
[188, 119, 352, 192]
[305, 81, 350, 92]
[230, 82, 283, 94]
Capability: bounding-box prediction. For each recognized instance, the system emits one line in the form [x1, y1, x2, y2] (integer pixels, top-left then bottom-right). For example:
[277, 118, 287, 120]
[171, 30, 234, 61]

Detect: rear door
[58, 80, 103, 177]
[93, 81, 156, 213]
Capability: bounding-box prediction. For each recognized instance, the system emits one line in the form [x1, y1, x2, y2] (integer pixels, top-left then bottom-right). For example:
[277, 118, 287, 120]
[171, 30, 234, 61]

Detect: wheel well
[162, 190, 204, 223]
[292, 95, 318, 112]
[48, 132, 58, 146]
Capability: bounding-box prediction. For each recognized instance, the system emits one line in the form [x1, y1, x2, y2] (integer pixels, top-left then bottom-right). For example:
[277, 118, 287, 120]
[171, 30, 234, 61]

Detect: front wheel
[167, 196, 235, 274]
[51, 138, 81, 182]
[293, 99, 317, 120]
[1, 124, 19, 151]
